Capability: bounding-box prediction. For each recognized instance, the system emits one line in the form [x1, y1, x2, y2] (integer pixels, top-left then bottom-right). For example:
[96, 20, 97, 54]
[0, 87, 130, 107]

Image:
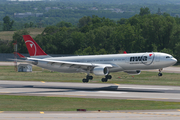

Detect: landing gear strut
[82, 75, 93, 83]
[158, 68, 163, 76]
[101, 75, 112, 82]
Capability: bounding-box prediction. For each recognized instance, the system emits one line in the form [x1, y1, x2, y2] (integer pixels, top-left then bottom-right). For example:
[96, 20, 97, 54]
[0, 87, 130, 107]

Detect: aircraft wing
[27, 58, 116, 70]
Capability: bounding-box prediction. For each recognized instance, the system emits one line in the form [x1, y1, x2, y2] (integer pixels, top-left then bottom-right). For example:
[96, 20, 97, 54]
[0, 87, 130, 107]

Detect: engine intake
[93, 67, 109, 76]
[124, 70, 141, 75]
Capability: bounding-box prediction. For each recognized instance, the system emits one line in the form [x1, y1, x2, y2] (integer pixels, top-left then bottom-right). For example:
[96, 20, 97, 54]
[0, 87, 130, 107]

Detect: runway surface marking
[0, 111, 4, 113]
[114, 83, 119, 86]
[41, 81, 45, 83]
[40, 112, 44, 114]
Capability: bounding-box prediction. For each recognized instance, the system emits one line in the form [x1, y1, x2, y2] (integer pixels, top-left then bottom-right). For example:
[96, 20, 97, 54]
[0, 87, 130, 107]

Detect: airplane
[19, 35, 177, 83]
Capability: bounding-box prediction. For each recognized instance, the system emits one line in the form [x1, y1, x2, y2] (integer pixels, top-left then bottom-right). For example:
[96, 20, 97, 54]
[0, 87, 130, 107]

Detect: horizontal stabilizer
[14, 52, 26, 58]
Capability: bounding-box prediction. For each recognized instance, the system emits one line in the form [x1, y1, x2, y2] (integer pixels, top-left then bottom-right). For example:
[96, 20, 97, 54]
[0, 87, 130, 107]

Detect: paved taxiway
[0, 80, 180, 102]
[0, 110, 180, 120]
[1, 80, 180, 120]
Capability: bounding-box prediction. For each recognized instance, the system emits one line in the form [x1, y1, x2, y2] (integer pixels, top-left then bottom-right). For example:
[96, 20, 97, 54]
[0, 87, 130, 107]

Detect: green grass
[0, 66, 180, 86]
[0, 28, 44, 41]
[0, 95, 180, 111]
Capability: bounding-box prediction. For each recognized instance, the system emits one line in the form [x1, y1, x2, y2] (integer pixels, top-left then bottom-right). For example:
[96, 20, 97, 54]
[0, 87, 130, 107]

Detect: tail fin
[123, 51, 127, 54]
[23, 35, 48, 57]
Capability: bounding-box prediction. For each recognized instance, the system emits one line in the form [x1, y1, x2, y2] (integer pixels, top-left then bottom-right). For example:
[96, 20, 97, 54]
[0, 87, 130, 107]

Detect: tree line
[1, 1, 180, 29]
[2, 7, 180, 62]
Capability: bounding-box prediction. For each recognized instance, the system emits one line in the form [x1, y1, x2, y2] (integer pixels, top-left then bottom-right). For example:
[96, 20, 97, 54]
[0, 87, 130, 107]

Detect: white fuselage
[30, 52, 177, 74]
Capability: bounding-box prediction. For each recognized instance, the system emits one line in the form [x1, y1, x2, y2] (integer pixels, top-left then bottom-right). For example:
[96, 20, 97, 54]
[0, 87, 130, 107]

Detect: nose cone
[172, 58, 177, 65]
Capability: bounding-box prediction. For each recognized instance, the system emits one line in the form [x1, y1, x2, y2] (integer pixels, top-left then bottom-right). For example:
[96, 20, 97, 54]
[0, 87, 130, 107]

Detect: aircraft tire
[105, 75, 112, 79]
[82, 79, 89, 83]
[89, 76, 93, 80]
[101, 78, 108, 82]
[86, 75, 93, 80]
[158, 73, 162, 76]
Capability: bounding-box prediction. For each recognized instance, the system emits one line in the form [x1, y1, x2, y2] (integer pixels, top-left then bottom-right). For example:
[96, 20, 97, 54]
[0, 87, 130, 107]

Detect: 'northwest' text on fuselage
[130, 56, 147, 62]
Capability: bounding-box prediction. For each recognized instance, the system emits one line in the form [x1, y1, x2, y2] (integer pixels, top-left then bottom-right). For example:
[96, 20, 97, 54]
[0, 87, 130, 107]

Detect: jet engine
[93, 67, 109, 76]
[124, 70, 141, 75]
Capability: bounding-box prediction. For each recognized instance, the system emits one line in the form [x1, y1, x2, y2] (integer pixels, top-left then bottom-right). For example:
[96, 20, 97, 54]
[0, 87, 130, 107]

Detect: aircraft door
[155, 54, 160, 62]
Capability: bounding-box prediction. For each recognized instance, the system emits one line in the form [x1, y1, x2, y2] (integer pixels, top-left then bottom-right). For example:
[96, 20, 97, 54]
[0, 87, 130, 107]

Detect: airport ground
[0, 110, 180, 120]
[0, 62, 180, 119]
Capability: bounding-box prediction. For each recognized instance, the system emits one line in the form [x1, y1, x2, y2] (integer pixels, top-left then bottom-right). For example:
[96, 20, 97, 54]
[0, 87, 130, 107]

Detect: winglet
[14, 52, 26, 58]
[123, 51, 127, 54]
[23, 35, 47, 57]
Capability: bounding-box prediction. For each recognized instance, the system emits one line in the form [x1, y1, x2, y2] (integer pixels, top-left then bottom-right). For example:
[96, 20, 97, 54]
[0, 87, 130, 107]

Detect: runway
[0, 80, 180, 102]
[1, 80, 180, 120]
[0, 110, 180, 120]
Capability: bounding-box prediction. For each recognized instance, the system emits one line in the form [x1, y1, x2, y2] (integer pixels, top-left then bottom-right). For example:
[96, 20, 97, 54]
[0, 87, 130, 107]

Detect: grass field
[0, 66, 180, 86]
[0, 95, 180, 111]
[0, 28, 44, 41]
[1, 66, 180, 111]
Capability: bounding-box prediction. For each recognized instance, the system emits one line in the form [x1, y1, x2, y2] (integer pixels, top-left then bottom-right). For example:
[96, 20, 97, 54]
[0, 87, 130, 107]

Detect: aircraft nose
[172, 58, 177, 64]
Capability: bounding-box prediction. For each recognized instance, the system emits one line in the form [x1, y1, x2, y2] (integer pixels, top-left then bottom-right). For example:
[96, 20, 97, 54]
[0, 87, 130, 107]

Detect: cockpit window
[166, 56, 173, 58]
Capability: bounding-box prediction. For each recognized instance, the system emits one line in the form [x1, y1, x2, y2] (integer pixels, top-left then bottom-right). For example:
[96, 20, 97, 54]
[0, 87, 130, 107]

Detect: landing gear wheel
[89, 76, 93, 80]
[158, 73, 162, 76]
[101, 78, 108, 82]
[86, 75, 93, 80]
[106, 75, 112, 79]
[82, 79, 89, 83]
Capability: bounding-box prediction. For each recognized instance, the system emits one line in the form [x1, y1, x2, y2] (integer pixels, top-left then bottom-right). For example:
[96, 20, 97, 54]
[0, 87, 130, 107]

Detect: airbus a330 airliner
[20, 35, 177, 83]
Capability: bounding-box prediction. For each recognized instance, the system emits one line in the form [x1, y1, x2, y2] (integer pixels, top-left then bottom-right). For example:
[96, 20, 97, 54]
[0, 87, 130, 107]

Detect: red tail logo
[123, 51, 127, 54]
[23, 35, 47, 56]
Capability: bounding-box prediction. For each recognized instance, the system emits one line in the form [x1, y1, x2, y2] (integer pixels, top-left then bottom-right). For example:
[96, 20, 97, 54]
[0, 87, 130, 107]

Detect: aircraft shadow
[0, 84, 180, 94]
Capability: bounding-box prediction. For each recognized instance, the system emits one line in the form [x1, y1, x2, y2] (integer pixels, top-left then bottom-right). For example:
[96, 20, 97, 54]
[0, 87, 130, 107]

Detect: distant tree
[174, 42, 180, 61]
[42, 26, 59, 35]
[156, 8, 162, 15]
[139, 7, 150, 16]
[78, 16, 92, 28]
[3, 16, 14, 31]
[12, 29, 29, 53]
[24, 23, 29, 28]
[117, 18, 127, 24]
[162, 12, 170, 17]
[56, 21, 72, 28]
[161, 48, 173, 55]
[29, 22, 34, 28]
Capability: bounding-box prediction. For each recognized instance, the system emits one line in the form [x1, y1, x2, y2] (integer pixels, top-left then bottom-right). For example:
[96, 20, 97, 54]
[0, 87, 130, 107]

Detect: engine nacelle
[93, 67, 109, 76]
[124, 70, 141, 75]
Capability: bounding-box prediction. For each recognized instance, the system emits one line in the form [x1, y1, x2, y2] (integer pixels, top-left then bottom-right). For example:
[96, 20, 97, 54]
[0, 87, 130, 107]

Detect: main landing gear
[82, 75, 112, 83]
[158, 68, 163, 76]
[101, 75, 112, 82]
[82, 75, 93, 83]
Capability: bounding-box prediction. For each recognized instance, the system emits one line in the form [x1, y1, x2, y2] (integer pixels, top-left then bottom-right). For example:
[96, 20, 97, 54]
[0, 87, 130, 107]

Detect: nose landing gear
[158, 68, 163, 76]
